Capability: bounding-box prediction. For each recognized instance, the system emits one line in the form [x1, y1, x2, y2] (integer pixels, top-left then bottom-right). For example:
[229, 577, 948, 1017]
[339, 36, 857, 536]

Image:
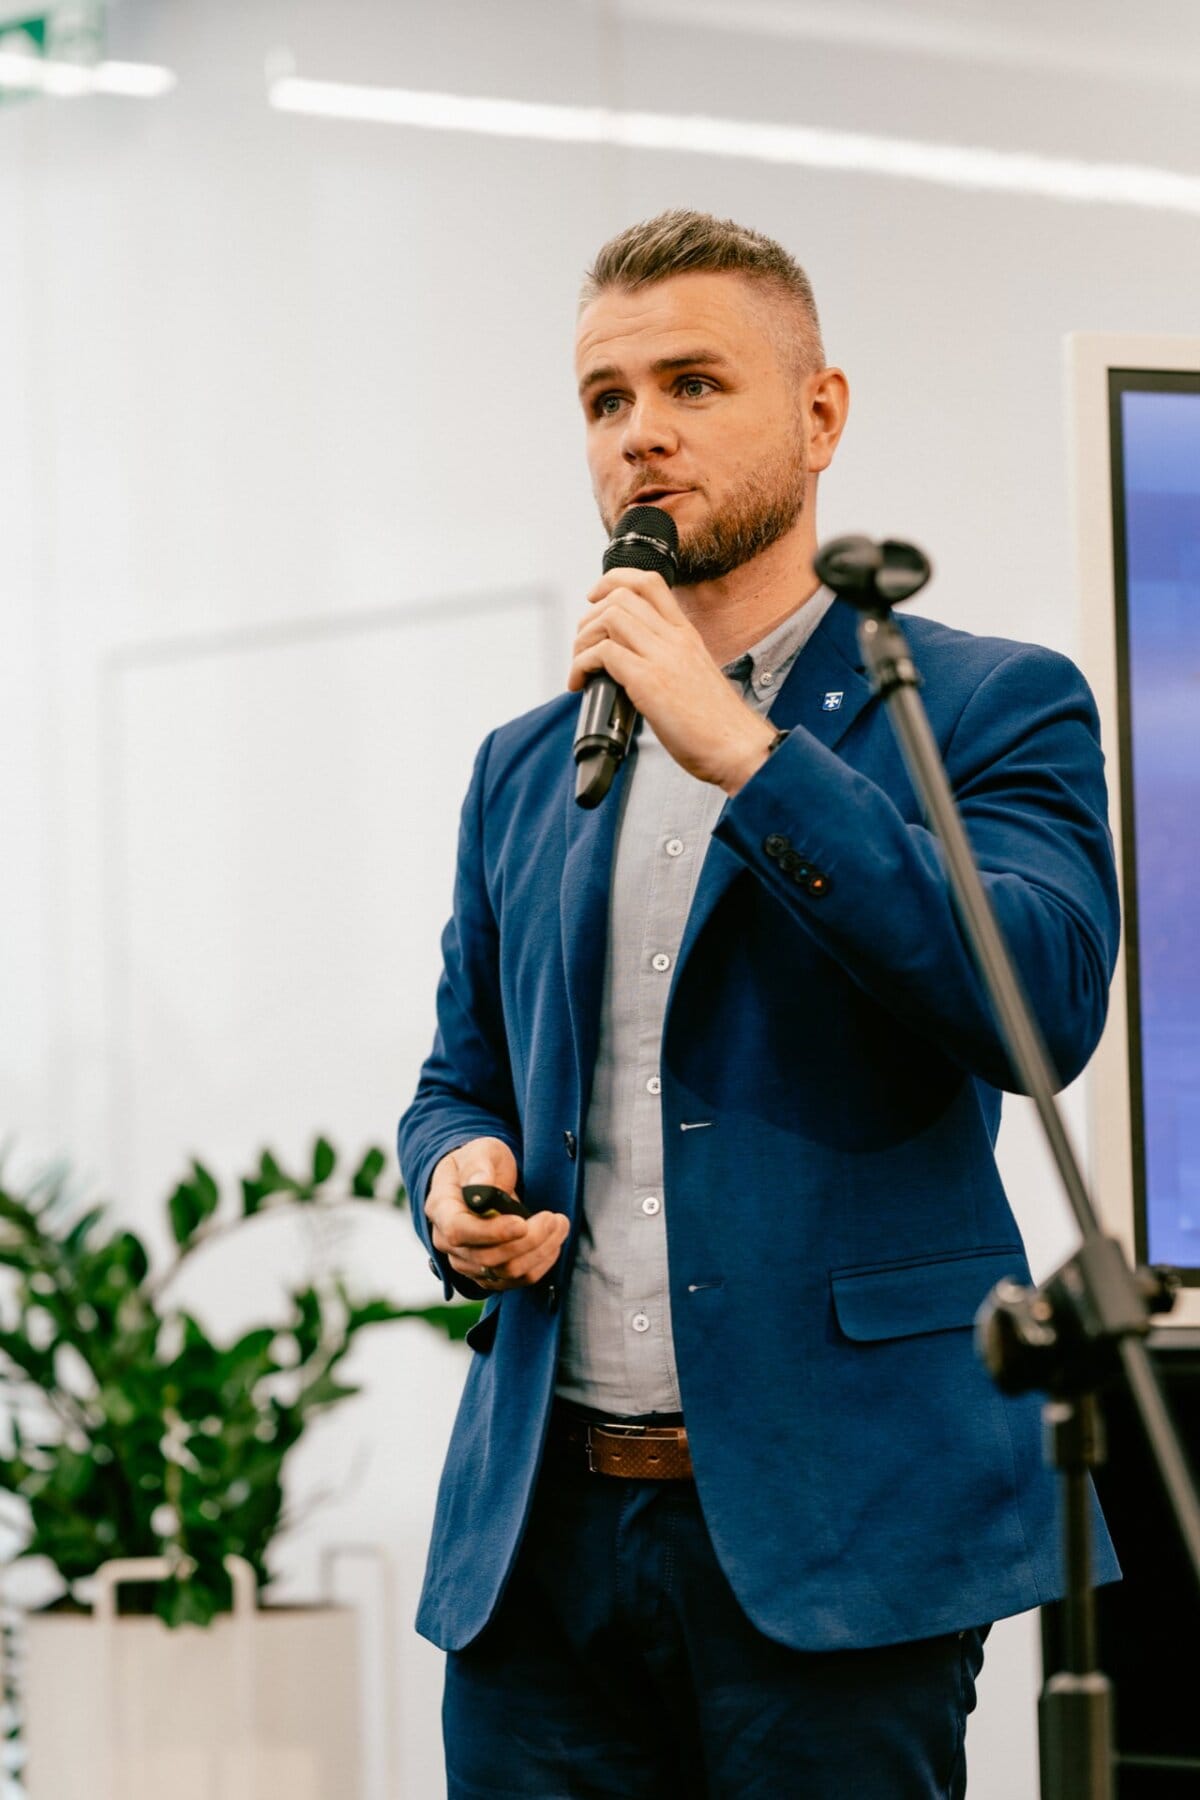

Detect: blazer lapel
[767, 595, 874, 749]
[559, 752, 628, 1100]
[673, 598, 876, 978]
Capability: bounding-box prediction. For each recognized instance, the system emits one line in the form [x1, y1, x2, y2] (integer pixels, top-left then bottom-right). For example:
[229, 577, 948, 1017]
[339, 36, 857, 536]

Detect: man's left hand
[567, 568, 777, 796]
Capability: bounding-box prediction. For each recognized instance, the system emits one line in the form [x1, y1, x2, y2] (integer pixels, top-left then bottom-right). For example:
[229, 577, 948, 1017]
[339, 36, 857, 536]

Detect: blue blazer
[399, 599, 1121, 1654]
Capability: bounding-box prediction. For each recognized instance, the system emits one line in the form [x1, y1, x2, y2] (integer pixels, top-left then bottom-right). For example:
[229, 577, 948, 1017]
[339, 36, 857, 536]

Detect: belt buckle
[586, 1420, 645, 1474]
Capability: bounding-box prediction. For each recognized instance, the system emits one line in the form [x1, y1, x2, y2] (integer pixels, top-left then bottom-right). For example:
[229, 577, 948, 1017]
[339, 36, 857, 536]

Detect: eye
[678, 375, 714, 399]
[595, 392, 624, 417]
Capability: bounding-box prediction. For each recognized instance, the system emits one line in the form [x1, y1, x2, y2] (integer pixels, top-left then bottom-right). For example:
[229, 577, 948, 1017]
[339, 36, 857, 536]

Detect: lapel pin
[822, 691, 844, 712]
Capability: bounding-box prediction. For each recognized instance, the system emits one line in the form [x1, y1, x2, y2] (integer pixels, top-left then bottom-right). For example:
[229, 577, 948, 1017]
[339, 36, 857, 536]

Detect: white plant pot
[21, 1556, 363, 1800]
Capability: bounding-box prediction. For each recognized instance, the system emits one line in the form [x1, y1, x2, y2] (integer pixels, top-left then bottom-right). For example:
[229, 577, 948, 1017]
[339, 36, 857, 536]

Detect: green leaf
[258, 1151, 295, 1196]
[298, 1371, 360, 1412]
[406, 1301, 484, 1343]
[241, 1177, 266, 1216]
[167, 1182, 202, 1248]
[63, 1207, 106, 1256]
[351, 1147, 386, 1197]
[167, 1166, 219, 1250]
[48, 1447, 92, 1501]
[289, 1287, 323, 1361]
[223, 1326, 277, 1369]
[218, 1328, 278, 1401]
[0, 1246, 38, 1274]
[0, 1189, 40, 1235]
[161, 1576, 223, 1630]
[113, 1230, 150, 1285]
[98, 1384, 138, 1429]
[0, 1455, 28, 1493]
[0, 1327, 57, 1387]
[311, 1138, 336, 1186]
[345, 1297, 418, 1331]
[190, 1160, 220, 1215]
[178, 1312, 212, 1353]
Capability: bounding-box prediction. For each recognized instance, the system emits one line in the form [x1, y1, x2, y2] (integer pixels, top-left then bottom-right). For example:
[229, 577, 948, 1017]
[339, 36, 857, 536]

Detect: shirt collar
[721, 587, 836, 700]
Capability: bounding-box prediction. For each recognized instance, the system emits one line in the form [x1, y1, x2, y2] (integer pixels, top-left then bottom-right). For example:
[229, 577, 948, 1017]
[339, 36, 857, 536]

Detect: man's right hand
[425, 1138, 570, 1291]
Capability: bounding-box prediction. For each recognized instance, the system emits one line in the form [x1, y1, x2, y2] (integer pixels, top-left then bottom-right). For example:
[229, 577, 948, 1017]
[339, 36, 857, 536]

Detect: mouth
[628, 487, 692, 507]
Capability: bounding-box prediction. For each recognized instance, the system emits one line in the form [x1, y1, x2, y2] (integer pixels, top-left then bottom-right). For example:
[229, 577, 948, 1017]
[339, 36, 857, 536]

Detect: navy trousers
[443, 1432, 989, 1799]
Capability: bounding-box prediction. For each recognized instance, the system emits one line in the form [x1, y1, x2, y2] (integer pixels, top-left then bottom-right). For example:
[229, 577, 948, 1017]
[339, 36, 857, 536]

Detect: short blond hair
[580, 208, 825, 375]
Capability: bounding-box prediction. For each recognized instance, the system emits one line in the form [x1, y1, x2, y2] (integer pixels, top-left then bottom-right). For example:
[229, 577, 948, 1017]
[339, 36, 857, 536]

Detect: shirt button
[646, 1075, 661, 1095]
[641, 1196, 661, 1216]
[631, 1313, 651, 1333]
[651, 952, 671, 973]
[665, 837, 684, 857]
[758, 670, 775, 687]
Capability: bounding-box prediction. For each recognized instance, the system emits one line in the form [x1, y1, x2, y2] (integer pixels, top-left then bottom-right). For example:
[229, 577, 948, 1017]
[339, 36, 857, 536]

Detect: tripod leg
[1039, 1398, 1115, 1800]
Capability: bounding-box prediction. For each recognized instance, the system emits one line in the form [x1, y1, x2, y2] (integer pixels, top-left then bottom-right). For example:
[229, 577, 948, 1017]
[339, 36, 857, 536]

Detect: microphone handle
[574, 676, 638, 809]
[573, 504, 677, 808]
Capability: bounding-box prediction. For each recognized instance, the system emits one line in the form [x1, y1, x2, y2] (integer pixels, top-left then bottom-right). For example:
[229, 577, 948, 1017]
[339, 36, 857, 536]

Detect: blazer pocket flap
[830, 1248, 1027, 1343]
[465, 1293, 503, 1353]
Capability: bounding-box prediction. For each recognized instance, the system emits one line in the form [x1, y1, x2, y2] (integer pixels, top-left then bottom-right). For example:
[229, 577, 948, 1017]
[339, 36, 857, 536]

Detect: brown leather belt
[547, 1408, 693, 1481]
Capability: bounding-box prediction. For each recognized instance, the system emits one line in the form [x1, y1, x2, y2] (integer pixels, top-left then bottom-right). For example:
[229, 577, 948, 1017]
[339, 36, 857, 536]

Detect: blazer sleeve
[713, 641, 1120, 1092]
[398, 731, 523, 1298]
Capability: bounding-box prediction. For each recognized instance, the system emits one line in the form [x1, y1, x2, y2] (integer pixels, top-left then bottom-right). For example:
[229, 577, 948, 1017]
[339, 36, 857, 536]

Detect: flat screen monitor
[1073, 336, 1200, 1317]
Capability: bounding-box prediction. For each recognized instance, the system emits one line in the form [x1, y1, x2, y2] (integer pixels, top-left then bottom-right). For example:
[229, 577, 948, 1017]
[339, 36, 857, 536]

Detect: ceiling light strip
[0, 52, 176, 98]
[268, 75, 1200, 217]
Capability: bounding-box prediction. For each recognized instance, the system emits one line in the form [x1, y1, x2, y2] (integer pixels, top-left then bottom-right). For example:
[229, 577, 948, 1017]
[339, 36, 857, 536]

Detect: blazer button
[563, 1130, 577, 1160]
[428, 1255, 441, 1278]
[545, 1283, 559, 1311]
[807, 871, 831, 897]
[764, 834, 790, 859]
[779, 849, 801, 874]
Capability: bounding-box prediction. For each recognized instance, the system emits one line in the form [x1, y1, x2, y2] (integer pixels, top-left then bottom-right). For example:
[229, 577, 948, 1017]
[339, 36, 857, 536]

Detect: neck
[674, 517, 822, 668]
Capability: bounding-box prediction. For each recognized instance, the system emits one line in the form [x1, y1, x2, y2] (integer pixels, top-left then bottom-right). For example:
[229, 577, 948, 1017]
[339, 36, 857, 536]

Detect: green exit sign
[0, 3, 105, 103]
[0, 12, 49, 50]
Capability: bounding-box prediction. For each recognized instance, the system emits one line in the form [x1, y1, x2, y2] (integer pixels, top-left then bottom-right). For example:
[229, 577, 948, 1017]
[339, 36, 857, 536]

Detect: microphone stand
[813, 535, 1200, 1800]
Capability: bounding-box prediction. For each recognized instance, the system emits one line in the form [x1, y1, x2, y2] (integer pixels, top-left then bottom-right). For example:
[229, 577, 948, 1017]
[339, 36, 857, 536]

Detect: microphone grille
[603, 505, 680, 586]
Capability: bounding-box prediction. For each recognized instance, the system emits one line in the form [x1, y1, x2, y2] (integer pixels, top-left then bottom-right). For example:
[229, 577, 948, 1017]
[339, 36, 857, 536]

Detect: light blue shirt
[555, 588, 835, 1415]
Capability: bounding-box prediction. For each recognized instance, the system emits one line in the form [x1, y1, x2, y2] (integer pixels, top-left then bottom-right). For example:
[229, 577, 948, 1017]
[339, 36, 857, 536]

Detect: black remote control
[462, 1182, 531, 1221]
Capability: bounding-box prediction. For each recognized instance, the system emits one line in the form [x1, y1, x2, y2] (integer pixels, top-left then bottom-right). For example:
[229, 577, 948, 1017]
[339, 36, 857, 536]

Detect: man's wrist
[719, 719, 788, 796]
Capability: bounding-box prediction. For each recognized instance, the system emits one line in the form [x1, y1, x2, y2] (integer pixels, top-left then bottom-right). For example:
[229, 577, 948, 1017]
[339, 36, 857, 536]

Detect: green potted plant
[0, 1136, 479, 1796]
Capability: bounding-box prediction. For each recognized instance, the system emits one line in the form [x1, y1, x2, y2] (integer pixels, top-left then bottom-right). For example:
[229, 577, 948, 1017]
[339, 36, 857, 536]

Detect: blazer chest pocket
[830, 1246, 1028, 1343]
[465, 1293, 503, 1353]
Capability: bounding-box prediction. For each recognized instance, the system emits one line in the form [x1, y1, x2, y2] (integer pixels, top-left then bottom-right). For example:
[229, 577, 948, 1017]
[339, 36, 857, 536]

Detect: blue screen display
[1119, 385, 1200, 1269]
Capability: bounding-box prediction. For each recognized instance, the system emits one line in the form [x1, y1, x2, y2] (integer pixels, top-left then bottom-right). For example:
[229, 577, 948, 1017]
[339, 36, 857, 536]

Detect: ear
[805, 367, 850, 475]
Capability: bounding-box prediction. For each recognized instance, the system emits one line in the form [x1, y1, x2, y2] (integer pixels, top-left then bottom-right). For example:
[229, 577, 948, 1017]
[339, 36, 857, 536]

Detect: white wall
[5, 1, 1200, 1793]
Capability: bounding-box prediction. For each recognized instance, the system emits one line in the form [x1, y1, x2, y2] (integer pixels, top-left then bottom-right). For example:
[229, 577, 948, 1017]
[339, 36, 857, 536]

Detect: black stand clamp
[813, 533, 1200, 1800]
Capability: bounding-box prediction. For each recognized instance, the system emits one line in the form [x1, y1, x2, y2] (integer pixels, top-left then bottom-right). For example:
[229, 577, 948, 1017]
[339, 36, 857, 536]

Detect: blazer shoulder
[900, 613, 1098, 725]
[473, 691, 577, 806]
[901, 612, 1087, 686]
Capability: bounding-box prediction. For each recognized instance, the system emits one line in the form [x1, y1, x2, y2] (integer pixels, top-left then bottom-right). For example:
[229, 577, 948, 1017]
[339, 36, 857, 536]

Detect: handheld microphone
[573, 504, 679, 809]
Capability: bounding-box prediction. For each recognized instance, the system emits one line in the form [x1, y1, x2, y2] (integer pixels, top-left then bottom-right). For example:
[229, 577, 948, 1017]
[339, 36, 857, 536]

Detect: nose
[621, 394, 679, 463]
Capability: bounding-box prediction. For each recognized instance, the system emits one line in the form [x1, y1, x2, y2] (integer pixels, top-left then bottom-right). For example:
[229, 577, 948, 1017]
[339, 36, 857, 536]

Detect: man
[399, 210, 1119, 1797]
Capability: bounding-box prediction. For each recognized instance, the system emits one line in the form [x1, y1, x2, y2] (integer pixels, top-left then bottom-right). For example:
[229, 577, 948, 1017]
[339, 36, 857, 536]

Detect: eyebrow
[577, 349, 732, 400]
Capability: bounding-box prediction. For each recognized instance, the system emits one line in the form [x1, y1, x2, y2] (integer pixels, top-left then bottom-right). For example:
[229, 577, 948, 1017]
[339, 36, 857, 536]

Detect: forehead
[574, 271, 781, 383]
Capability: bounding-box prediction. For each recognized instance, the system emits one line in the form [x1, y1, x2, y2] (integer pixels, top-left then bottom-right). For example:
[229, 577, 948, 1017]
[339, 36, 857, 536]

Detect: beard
[675, 461, 807, 583]
[605, 439, 808, 585]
